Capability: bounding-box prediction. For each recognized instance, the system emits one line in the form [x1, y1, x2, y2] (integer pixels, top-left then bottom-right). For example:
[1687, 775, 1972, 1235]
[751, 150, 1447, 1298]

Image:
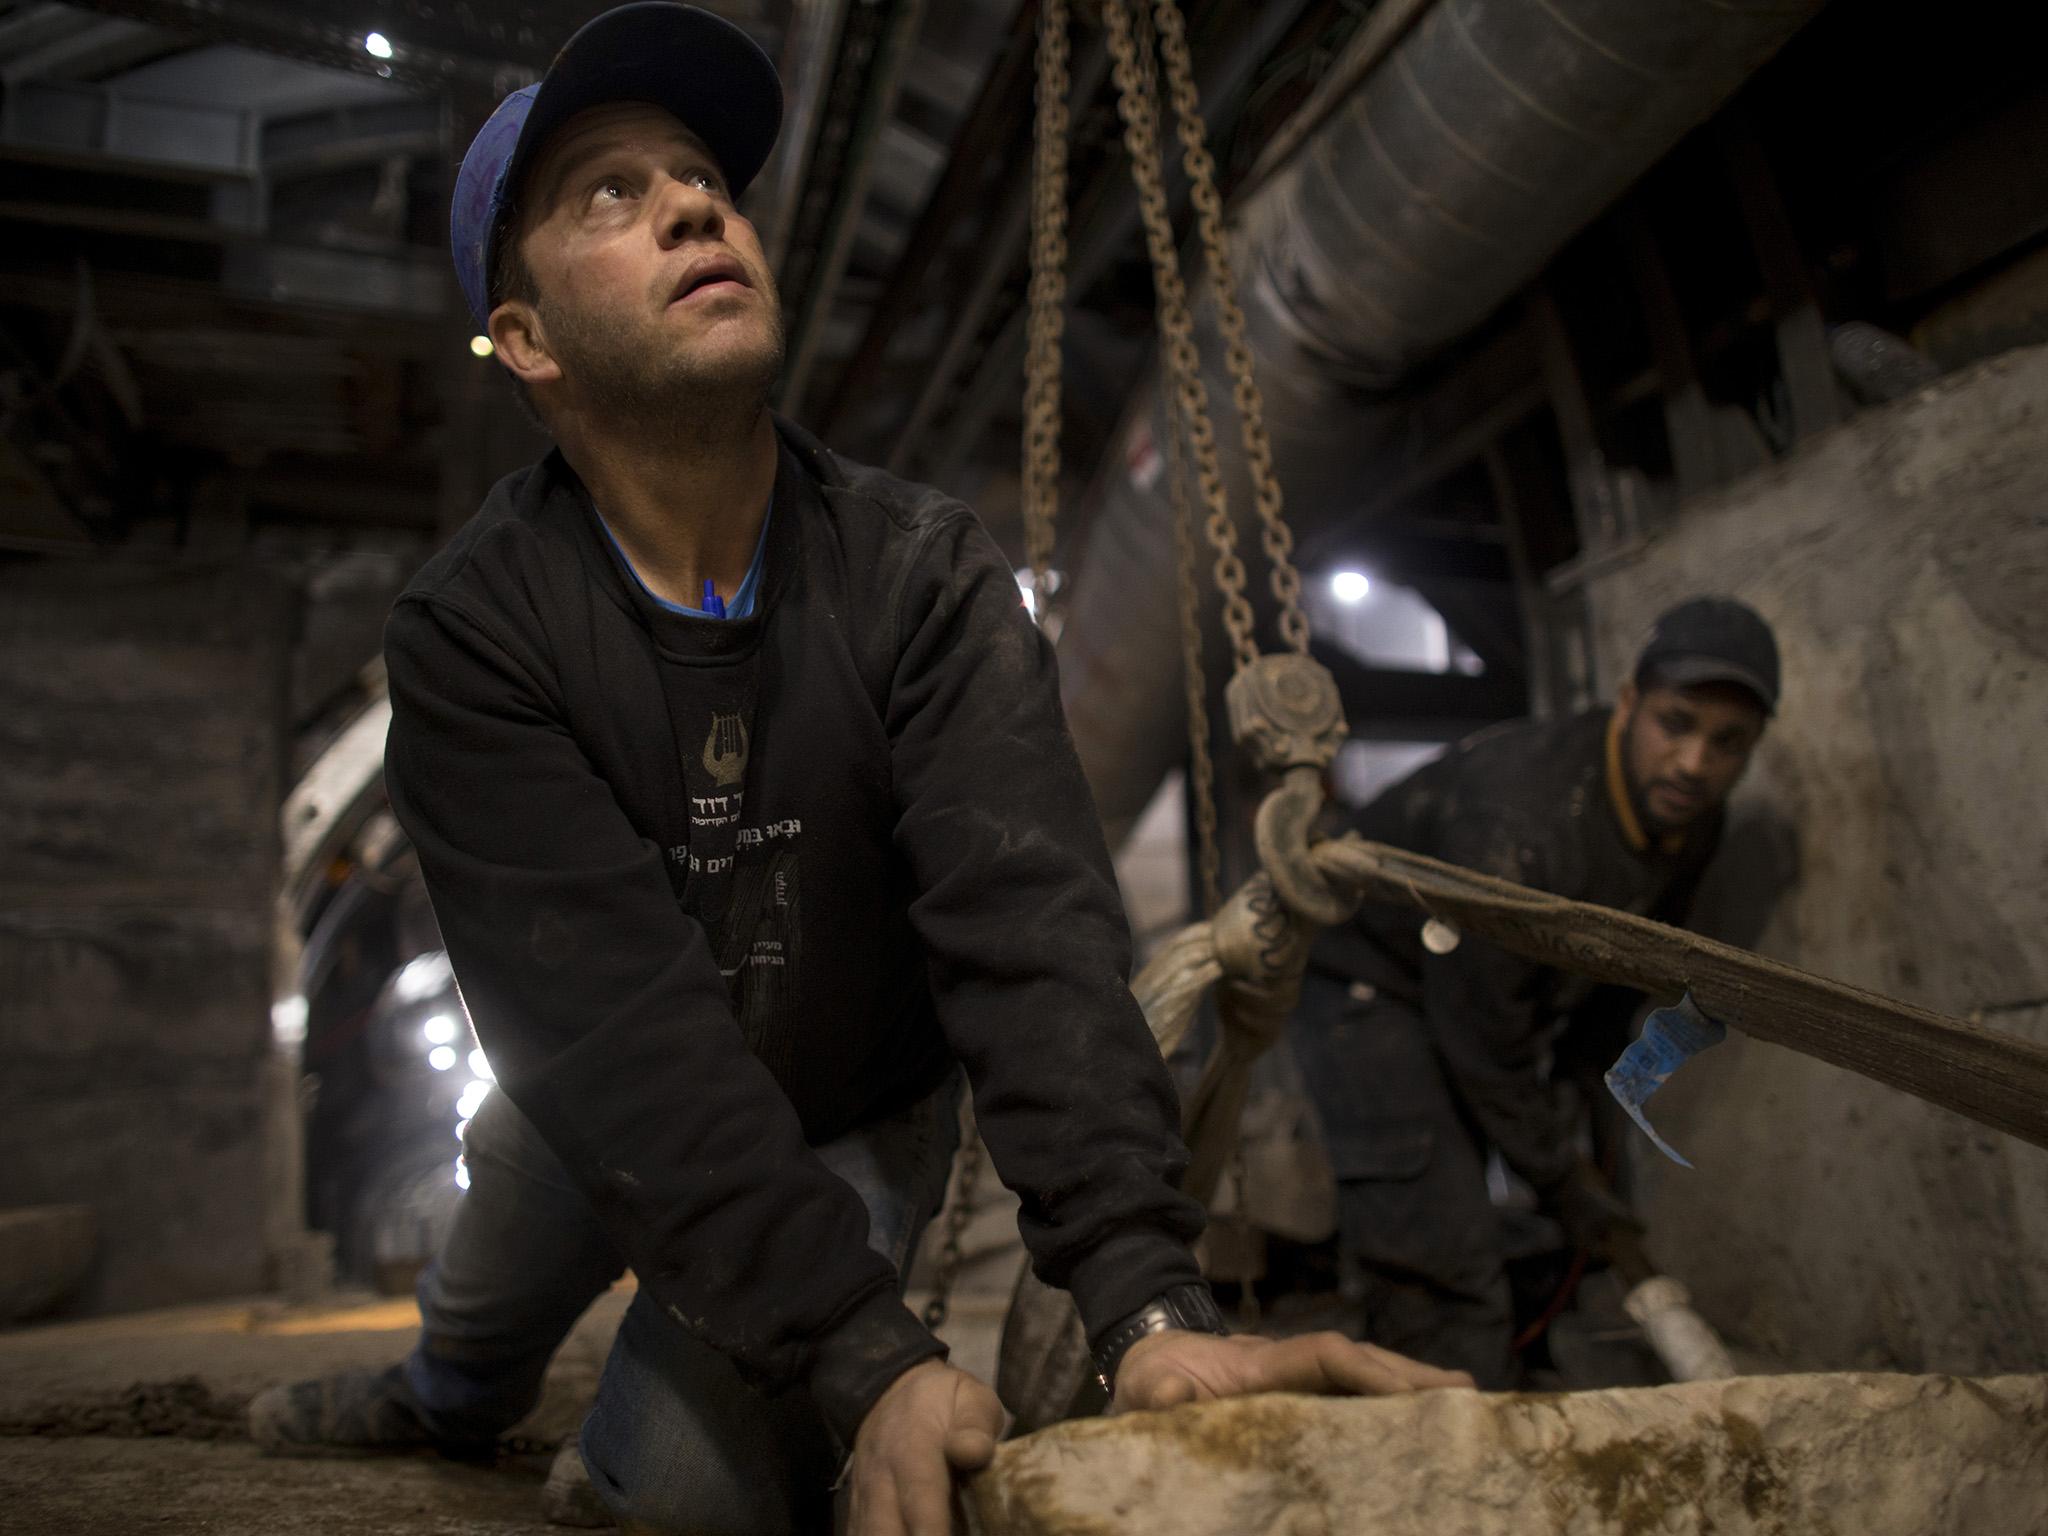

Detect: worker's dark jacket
[382, 418, 1203, 1443]
[1308, 708, 1720, 1193]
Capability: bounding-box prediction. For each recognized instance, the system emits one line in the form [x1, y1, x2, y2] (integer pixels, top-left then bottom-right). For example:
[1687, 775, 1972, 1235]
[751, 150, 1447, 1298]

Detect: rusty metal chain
[1162, 380, 1222, 917]
[1102, 0, 1259, 672]
[921, 1124, 982, 1333]
[1147, 0, 1310, 654]
[1019, 0, 1071, 612]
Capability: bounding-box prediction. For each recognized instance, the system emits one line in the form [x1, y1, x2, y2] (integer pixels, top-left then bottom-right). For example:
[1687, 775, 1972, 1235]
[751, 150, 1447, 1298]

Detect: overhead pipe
[1055, 0, 1829, 848]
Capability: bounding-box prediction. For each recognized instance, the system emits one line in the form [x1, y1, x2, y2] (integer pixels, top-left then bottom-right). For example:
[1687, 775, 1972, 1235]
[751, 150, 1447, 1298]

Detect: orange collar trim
[1606, 711, 1685, 856]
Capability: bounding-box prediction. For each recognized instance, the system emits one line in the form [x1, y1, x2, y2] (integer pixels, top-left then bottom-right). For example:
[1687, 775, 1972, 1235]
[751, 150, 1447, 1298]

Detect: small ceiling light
[428, 1044, 457, 1072]
[1331, 569, 1372, 604]
[469, 334, 494, 358]
[422, 1014, 458, 1046]
[468, 1048, 495, 1082]
[363, 31, 394, 59]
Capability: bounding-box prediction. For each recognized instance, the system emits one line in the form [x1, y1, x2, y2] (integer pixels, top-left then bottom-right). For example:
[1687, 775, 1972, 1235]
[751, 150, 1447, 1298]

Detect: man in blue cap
[1292, 596, 1780, 1389]
[249, 7, 1466, 1533]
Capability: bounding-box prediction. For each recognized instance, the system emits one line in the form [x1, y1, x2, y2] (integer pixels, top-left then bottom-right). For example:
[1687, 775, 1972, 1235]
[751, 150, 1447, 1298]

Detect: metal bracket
[1224, 653, 1347, 773]
[1224, 654, 1353, 924]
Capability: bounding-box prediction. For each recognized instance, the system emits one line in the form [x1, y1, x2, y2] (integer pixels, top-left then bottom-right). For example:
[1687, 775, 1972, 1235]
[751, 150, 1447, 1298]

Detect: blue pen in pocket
[702, 579, 726, 619]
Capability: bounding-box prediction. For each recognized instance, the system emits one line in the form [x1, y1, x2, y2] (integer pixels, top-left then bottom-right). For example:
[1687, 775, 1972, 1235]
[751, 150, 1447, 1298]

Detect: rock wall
[0, 560, 292, 1315]
[1585, 345, 2048, 1373]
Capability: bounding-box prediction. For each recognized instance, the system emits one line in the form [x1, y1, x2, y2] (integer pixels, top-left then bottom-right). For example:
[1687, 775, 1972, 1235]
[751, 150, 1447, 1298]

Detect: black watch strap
[1090, 1282, 1229, 1396]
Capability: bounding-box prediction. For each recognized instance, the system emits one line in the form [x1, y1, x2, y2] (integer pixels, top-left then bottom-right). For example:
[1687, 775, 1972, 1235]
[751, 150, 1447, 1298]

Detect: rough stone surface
[0, 1288, 633, 1531]
[0, 1205, 96, 1324]
[966, 1375, 2048, 1535]
[0, 1437, 555, 1535]
[1585, 344, 2048, 1375]
[0, 1290, 627, 1449]
[0, 561, 292, 1315]
[0, 1281, 1023, 1531]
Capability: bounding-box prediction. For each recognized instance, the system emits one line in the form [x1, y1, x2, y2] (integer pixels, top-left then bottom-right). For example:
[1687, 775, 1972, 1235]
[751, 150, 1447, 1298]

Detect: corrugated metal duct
[1056, 0, 1828, 847]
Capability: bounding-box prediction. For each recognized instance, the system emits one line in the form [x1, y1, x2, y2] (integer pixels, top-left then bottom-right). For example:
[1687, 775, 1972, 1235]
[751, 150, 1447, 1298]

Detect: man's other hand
[847, 1359, 1004, 1536]
[1110, 1328, 1473, 1413]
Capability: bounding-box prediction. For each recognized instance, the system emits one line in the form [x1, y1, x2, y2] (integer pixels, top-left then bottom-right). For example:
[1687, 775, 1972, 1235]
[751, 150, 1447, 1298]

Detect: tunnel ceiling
[0, 0, 1383, 565]
[0, 0, 780, 555]
[4, 0, 2044, 707]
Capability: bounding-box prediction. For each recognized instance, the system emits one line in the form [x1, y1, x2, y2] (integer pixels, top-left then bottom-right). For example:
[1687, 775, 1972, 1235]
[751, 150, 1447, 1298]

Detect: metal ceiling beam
[754, 0, 850, 275]
[0, 13, 179, 82]
[777, 0, 927, 422]
[883, 168, 1031, 475]
[262, 98, 445, 176]
[0, 192, 257, 241]
[48, 0, 544, 99]
[1, 74, 263, 184]
[0, 5, 90, 62]
[0, 262, 449, 352]
[221, 242, 445, 317]
[812, 0, 1033, 438]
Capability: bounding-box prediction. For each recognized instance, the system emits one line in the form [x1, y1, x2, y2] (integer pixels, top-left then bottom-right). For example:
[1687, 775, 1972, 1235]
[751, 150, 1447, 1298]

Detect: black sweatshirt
[382, 419, 1204, 1441]
[1308, 709, 1720, 1192]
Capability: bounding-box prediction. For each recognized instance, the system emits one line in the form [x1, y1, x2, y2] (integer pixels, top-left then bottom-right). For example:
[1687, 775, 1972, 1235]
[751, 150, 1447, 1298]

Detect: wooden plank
[1321, 837, 2048, 1153]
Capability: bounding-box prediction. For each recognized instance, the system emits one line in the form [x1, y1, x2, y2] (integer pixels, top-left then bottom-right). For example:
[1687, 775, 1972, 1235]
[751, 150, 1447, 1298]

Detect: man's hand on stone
[1110, 1328, 1473, 1413]
[847, 1359, 1004, 1536]
[845, 1332, 1466, 1534]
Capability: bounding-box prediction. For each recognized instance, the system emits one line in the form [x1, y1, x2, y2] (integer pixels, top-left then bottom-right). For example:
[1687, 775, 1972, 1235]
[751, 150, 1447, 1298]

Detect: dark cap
[1633, 596, 1781, 714]
[449, 3, 782, 331]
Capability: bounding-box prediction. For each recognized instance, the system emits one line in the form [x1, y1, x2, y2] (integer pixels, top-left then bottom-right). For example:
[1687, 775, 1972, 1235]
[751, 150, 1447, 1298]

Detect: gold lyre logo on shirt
[703, 713, 749, 787]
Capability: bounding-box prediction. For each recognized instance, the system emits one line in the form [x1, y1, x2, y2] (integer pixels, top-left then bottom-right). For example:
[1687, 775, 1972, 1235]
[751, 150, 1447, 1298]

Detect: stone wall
[0, 560, 292, 1315]
[1586, 344, 2048, 1373]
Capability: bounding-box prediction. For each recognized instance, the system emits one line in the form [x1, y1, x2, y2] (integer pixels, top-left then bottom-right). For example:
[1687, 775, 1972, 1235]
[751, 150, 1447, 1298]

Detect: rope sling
[907, 0, 2048, 1428]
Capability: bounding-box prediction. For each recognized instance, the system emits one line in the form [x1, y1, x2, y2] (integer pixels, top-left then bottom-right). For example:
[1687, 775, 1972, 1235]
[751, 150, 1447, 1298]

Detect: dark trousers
[406, 1077, 959, 1534]
[1290, 972, 1515, 1388]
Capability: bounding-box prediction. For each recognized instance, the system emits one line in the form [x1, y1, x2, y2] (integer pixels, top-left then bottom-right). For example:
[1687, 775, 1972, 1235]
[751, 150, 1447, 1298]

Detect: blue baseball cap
[450, 3, 782, 330]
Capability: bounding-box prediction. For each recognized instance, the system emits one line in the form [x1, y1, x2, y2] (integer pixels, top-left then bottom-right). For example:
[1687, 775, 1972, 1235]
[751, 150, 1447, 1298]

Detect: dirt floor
[0, 1280, 1009, 1534]
[0, 1437, 557, 1535]
[0, 1289, 624, 1535]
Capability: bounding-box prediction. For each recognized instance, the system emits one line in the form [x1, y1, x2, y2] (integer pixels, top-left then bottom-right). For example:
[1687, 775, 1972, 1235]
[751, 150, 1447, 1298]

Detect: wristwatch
[1090, 1282, 1230, 1396]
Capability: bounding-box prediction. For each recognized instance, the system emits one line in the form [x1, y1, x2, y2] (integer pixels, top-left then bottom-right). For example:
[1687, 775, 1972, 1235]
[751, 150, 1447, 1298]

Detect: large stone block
[0, 562, 289, 900]
[0, 908, 269, 1071]
[966, 1375, 2048, 1535]
[0, 558, 290, 1317]
[0, 1205, 96, 1323]
[0, 689, 282, 895]
[0, 1084, 270, 1314]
